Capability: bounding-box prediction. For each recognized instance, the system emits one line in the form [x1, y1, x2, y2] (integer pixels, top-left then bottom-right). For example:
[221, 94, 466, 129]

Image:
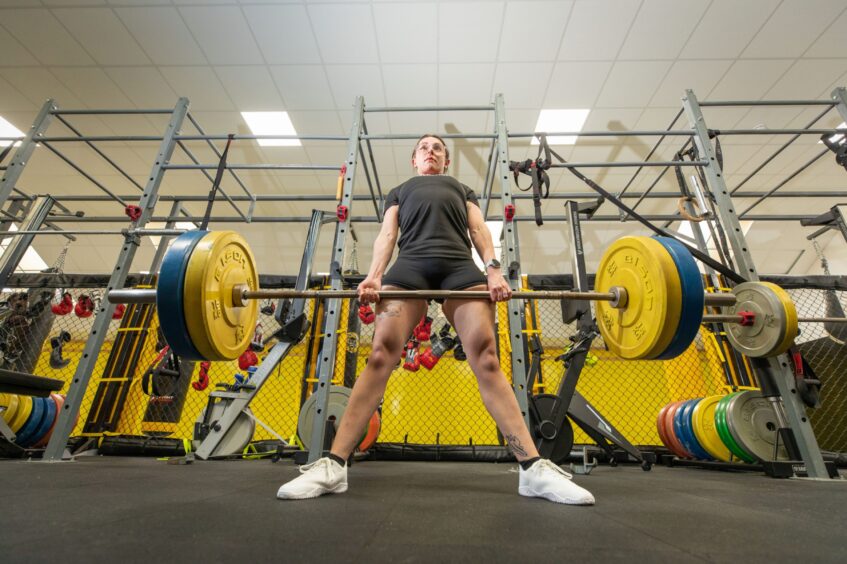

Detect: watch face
[487, 259, 501, 269]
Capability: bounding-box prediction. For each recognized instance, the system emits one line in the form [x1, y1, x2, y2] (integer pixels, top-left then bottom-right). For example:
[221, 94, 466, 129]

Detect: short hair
[411, 133, 450, 162]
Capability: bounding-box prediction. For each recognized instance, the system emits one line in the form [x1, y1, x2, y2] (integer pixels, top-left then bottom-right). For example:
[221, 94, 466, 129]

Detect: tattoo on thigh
[505, 433, 528, 457]
[376, 305, 401, 319]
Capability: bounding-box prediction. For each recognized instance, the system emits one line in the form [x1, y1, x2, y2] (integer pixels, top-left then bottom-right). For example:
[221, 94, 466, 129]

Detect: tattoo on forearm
[505, 433, 528, 457]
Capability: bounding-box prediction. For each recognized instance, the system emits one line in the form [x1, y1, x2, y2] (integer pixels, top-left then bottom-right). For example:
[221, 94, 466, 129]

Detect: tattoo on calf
[505, 433, 528, 457]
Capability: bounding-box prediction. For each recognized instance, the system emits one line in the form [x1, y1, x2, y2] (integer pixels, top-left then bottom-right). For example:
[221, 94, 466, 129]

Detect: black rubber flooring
[1, 456, 845, 563]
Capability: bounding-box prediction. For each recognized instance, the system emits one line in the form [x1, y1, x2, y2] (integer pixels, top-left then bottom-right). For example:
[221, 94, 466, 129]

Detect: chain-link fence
[1, 280, 845, 455]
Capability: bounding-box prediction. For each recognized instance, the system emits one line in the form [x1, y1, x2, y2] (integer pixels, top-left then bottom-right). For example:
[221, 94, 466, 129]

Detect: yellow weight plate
[595, 236, 683, 359]
[1, 393, 20, 425]
[184, 231, 260, 361]
[9, 395, 32, 433]
[760, 282, 798, 357]
[691, 395, 732, 462]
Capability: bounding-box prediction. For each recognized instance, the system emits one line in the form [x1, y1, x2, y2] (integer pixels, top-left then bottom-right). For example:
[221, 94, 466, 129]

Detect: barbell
[105, 231, 843, 362]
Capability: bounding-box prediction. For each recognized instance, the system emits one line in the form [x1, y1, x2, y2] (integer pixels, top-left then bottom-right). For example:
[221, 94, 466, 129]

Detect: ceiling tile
[498, 1, 572, 62]
[179, 5, 263, 65]
[544, 61, 613, 107]
[558, 0, 640, 60]
[4, 67, 84, 108]
[650, 60, 732, 107]
[582, 108, 644, 136]
[438, 64, 495, 106]
[373, 2, 437, 65]
[388, 112, 439, 135]
[706, 59, 793, 100]
[50, 67, 133, 109]
[52, 7, 150, 65]
[2, 9, 94, 65]
[104, 67, 178, 108]
[742, 0, 846, 59]
[806, 8, 847, 57]
[634, 107, 686, 131]
[595, 61, 671, 107]
[325, 65, 385, 109]
[680, 0, 779, 60]
[114, 6, 207, 65]
[619, 0, 708, 60]
[764, 59, 847, 100]
[492, 62, 553, 108]
[438, 1, 504, 63]
[382, 64, 437, 107]
[307, 3, 379, 64]
[0, 25, 38, 65]
[270, 66, 335, 110]
[285, 110, 344, 138]
[0, 75, 38, 111]
[159, 66, 234, 111]
[215, 66, 283, 110]
[243, 3, 321, 65]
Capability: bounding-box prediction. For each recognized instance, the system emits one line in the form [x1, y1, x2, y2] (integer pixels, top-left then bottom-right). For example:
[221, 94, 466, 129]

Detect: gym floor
[1, 457, 845, 563]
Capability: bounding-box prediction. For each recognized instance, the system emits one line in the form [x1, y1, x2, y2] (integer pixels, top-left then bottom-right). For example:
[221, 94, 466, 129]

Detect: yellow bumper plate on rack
[691, 395, 732, 462]
[760, 281, 798, 357]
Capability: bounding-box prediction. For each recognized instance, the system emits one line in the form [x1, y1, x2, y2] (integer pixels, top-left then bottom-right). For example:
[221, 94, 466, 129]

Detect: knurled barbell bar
[104, 231, 844, 362]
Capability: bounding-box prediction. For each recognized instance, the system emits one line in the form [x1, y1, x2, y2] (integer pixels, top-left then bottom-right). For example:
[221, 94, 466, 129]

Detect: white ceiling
[0, 0, 846, 278]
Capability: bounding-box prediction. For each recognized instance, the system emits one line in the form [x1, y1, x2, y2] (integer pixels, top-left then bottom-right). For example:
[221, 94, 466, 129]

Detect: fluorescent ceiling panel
[0, 116, 23, 147]
[532, 109, 590, 145]
[241, 111, 301, 147]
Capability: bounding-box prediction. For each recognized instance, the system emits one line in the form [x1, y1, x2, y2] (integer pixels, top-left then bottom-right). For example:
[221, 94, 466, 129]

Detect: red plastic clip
[125, 205, 142, 222]
[504, 204, 516, 221]
[738, 311, 755, 326]
[337, 205, 348, 221]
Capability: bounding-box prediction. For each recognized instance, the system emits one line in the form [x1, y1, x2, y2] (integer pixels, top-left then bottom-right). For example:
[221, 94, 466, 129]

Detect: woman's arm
[467, 202, 511, 301]
[358, 205, 399, 303]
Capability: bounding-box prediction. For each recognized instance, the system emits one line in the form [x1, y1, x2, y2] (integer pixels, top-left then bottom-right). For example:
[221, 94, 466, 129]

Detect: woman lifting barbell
[276, 134, 595, 505]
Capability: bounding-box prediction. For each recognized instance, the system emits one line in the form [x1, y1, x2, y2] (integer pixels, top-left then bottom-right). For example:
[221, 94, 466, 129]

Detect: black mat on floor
[0, 457, 845, 563]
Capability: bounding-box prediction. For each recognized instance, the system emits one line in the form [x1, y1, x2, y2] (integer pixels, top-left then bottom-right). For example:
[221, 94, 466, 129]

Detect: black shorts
[382, 255, 486, 291]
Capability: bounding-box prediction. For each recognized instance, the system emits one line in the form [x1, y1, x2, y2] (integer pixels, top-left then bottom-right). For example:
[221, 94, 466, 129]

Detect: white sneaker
[518, 459, 595, 505]
[276, 457, 348, 500]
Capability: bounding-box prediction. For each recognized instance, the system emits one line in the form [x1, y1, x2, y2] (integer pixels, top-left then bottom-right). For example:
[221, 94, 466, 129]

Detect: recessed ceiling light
[241, 111, 301, 147]
[0, 116, 24, 147]
[532, 109, 591, 145]
[820, 121, 846, 146]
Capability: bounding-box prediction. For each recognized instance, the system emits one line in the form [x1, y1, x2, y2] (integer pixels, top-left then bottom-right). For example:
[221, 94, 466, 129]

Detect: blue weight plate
[681, 398, 712, 460]
[653, 237, 705, 359]
[157, 230, 207, 360]
[15, 395, 46, 447]
[672, 400, 696, 458]
[24, 396, 56, 448]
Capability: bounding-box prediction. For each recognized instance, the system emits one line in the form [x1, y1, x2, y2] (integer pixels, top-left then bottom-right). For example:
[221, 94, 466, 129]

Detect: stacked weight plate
[656, 391, 789, 464]
[0, 393, 66, 448]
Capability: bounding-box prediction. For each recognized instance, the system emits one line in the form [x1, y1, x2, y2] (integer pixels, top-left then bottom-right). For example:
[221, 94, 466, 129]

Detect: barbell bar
[105, 288, 843, 324]
[107, 286, 739, 307]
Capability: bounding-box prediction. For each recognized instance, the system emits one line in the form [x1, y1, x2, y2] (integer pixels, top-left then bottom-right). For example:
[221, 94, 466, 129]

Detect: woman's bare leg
[443, 286, 539, 461]
[329, 289, 426, 460]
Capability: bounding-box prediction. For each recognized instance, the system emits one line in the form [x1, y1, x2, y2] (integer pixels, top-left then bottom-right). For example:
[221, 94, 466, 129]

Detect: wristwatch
[485, 258, 501, 270]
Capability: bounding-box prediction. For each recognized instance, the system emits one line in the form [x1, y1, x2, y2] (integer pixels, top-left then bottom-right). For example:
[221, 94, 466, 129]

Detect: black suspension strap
[200, 133, 235, 231]
[509, 134, 552, 225]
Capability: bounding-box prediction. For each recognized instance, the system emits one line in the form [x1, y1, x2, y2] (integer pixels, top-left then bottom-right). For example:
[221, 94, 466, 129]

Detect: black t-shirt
[384, 175, 480, 259]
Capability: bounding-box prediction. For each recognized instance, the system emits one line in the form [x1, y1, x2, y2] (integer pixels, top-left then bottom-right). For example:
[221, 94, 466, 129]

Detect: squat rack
[0, 89, 843, 476]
